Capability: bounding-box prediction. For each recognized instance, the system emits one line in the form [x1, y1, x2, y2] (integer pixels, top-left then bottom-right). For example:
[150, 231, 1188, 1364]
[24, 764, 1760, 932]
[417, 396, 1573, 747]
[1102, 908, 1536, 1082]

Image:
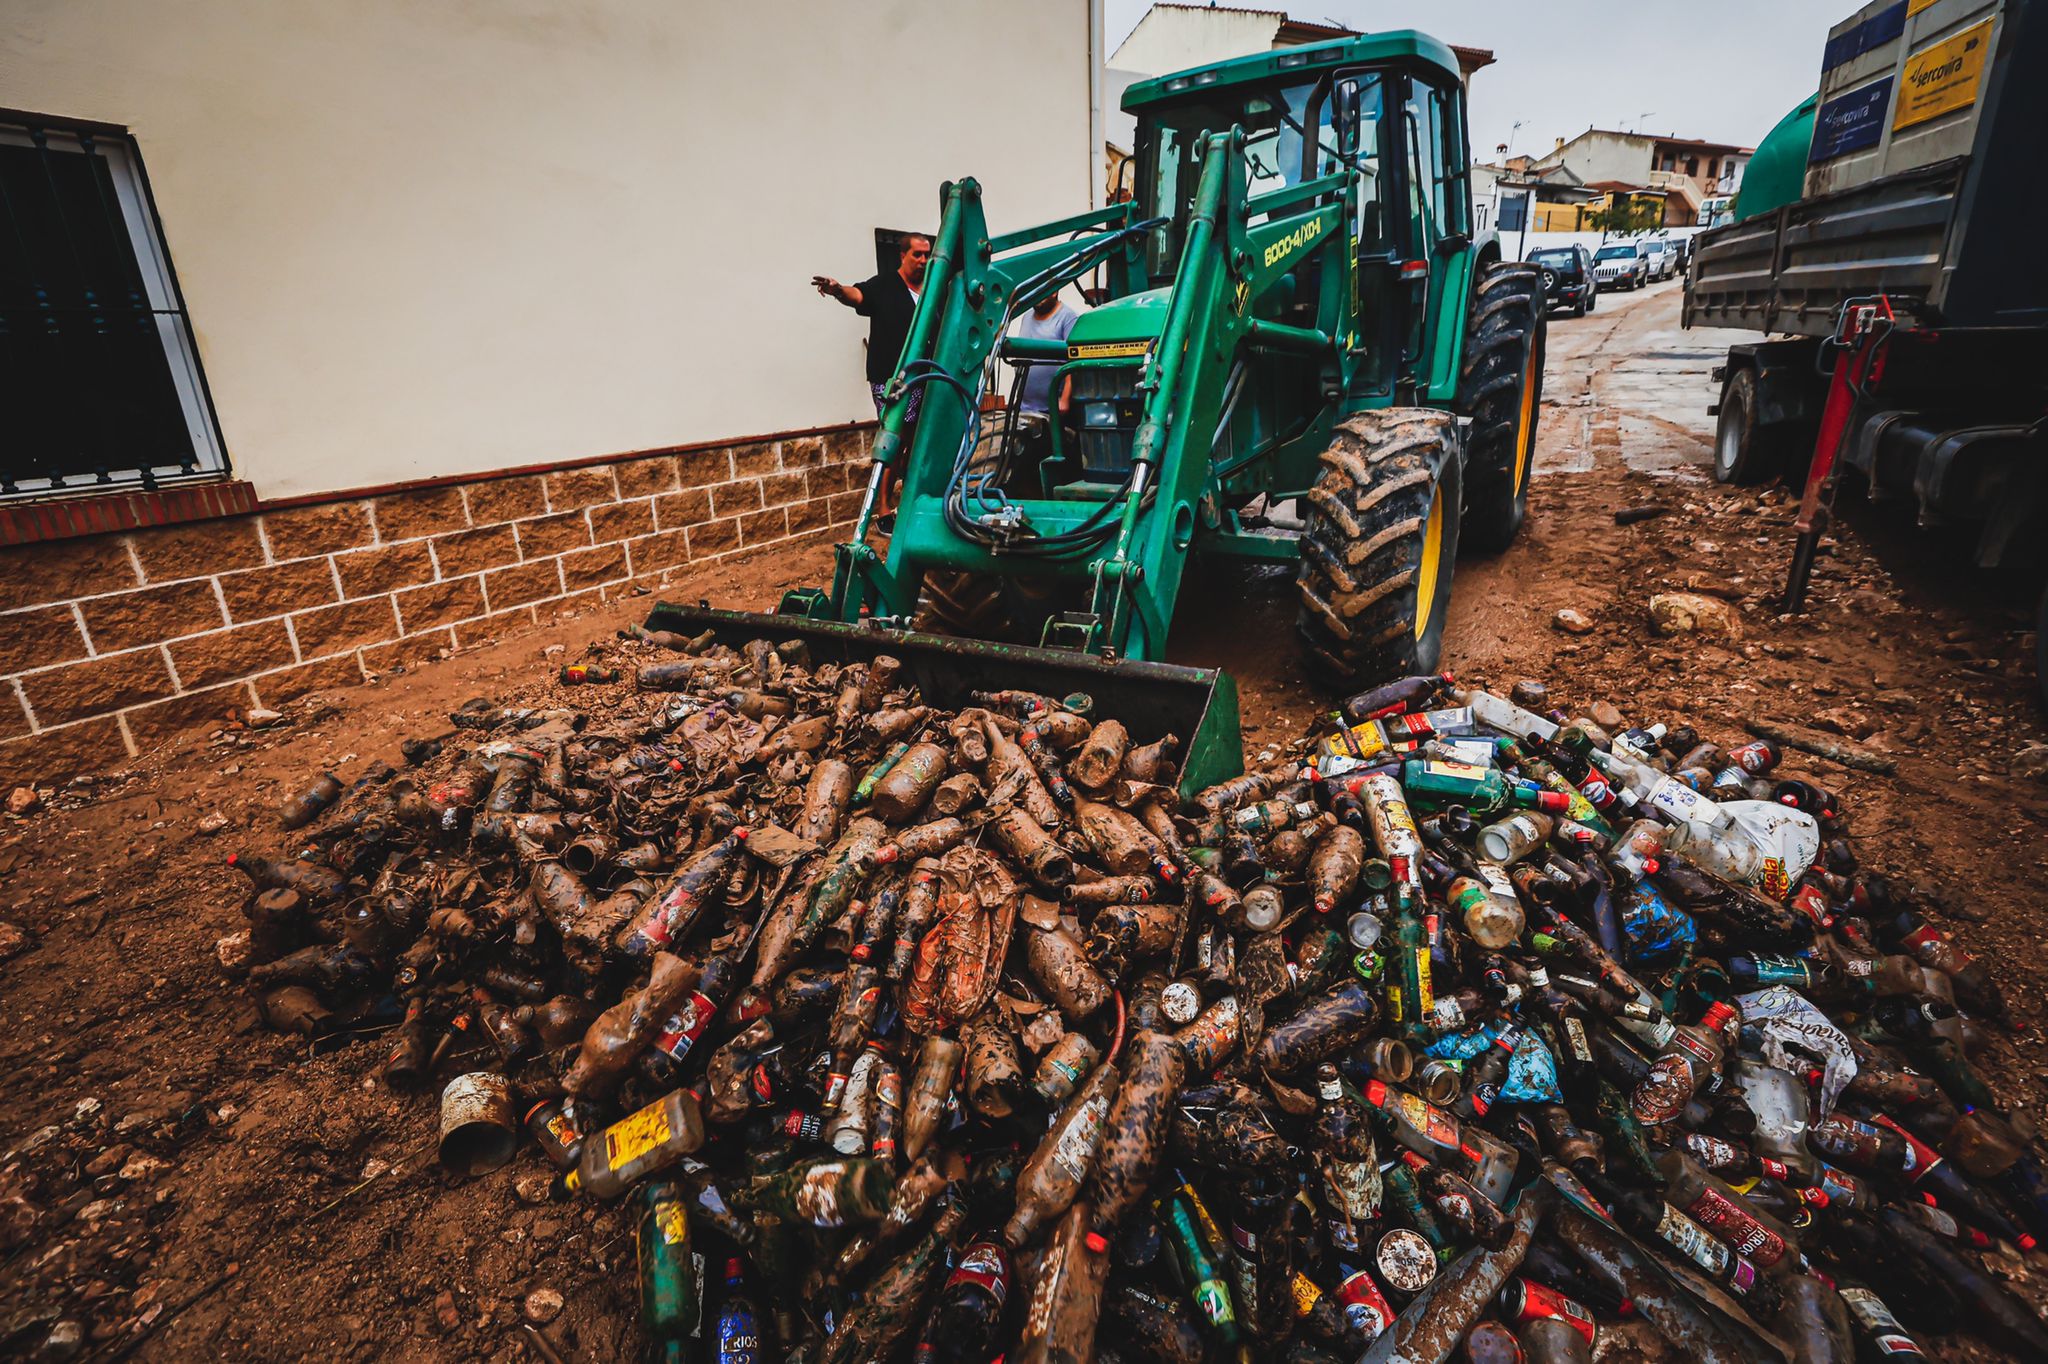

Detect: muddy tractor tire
[913, 569, 1062, 644]
[1295, 409, 1462, 689]
[913, 569, 1009, 637]
[1459, 262, 1547, 553]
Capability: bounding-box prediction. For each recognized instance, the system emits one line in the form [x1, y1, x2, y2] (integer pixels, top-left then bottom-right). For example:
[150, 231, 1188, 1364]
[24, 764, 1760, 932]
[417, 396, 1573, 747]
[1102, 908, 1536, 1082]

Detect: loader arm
[785, 183, 1152, 628]
[789, 134, 1352, 663]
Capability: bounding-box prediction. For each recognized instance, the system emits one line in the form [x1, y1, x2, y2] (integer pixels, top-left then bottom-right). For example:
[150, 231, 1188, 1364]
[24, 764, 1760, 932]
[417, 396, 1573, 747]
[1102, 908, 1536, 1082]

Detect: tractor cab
[1012, 34, 1481, 518]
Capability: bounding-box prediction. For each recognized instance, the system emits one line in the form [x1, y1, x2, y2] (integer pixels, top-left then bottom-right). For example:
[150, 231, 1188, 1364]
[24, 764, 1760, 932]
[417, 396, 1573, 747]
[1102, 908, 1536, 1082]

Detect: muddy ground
[1, 280, 2045, 1361]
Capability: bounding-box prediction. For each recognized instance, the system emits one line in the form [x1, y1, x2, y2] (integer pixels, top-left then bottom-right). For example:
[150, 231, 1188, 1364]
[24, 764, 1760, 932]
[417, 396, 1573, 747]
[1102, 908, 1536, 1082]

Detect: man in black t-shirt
[812, 232, 932, 521]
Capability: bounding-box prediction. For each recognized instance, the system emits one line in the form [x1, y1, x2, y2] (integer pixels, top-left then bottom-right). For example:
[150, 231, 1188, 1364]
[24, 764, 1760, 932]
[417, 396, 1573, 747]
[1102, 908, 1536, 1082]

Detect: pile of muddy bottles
[217, 637, 2048, 1364]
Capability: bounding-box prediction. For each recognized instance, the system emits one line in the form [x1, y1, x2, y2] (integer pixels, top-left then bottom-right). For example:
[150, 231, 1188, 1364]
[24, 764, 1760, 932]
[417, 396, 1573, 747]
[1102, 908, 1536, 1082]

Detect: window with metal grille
[0, 116, 227, 500]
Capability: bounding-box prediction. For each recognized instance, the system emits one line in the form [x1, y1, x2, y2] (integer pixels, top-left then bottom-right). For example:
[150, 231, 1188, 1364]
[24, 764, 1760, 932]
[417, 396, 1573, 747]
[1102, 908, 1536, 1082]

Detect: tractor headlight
[1083, 401, 1121, 429]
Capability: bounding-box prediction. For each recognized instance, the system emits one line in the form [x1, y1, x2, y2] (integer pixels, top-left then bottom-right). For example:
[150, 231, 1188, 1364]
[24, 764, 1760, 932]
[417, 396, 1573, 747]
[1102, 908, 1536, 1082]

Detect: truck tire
[1714, 366, 1796, 486]
[1296, 410, 1461, 688]
[1459, 263, 1547, 552]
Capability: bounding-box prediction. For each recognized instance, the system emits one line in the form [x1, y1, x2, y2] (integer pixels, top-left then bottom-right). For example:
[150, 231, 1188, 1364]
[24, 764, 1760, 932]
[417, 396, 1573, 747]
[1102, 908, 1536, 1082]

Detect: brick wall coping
[0, 418, 877, 548]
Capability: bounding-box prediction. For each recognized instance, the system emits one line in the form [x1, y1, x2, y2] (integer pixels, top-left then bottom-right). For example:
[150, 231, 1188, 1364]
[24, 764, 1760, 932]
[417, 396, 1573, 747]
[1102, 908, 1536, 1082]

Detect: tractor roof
[1122, 30, 1463, 111]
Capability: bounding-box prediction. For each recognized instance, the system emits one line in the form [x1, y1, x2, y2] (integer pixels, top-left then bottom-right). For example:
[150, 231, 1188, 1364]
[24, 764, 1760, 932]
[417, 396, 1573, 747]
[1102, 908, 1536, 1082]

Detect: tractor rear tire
[1459, 263, 1547, 553]
[1295, 409, 1462, 689]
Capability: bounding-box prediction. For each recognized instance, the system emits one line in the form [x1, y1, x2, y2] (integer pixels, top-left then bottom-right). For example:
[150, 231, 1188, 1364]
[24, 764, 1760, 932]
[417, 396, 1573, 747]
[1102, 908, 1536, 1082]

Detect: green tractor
[748, 31, 1541, 784]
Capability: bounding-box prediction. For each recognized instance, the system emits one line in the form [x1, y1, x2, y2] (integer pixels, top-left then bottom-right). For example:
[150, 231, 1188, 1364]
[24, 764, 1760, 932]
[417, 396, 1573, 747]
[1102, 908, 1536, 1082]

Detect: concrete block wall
[0, 428, 871, 785]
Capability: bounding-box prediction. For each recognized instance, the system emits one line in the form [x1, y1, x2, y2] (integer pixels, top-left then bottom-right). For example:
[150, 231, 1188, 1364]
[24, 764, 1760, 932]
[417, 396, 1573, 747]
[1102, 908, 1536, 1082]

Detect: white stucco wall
[1110, 6, 1283, 77]
[1534, 131, 1654, 188]
[0, 0, 1099, 500]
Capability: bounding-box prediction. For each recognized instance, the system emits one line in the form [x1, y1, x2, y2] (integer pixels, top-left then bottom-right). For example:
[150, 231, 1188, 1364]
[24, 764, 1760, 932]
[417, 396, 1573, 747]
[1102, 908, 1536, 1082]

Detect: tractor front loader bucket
[642, 602, 1243, 800]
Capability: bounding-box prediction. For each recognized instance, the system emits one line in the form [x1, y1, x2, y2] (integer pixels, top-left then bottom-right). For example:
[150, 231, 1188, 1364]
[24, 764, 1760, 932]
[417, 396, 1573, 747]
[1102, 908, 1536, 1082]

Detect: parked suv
[1642, 238, 1677, 281]
[1593, 242, 1650, 291]
[1529, 246, 1598, 317]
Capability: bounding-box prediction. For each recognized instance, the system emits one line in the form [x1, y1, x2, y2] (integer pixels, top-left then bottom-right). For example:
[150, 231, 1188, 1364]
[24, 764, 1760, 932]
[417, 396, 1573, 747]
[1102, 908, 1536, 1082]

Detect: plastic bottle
[1653, 1148, 1799, 1269]
[1630, 1000, 1734, 1124]
[555, 1088, 706, 1200]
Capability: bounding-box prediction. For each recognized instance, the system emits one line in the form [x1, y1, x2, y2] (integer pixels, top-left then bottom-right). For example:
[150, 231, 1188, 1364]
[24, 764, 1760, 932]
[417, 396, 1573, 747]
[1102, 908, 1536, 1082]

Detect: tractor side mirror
[1333, 81, 1360, 139]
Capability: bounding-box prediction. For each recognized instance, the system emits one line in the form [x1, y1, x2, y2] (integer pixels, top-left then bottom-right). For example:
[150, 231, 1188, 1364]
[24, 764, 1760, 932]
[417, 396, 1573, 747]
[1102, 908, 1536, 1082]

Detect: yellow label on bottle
[1319, 720, 1388, 760]
[604, 1100, 674, 1171]
[1388, 984, 1405, 1022]
[1291, 1272, 1323, 1316]
[1416, 947, 1433, 1006]
[656, 1197, 689, 1246]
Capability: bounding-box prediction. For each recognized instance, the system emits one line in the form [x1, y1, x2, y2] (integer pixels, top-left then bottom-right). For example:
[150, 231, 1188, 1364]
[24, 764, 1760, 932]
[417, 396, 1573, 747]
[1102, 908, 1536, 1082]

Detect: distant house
[1528, 130, 1753, 228]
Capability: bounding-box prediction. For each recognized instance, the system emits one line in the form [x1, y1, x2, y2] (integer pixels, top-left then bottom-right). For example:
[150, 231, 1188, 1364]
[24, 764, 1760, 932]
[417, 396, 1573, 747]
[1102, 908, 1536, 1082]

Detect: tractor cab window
[1137, 80, 1320, 278]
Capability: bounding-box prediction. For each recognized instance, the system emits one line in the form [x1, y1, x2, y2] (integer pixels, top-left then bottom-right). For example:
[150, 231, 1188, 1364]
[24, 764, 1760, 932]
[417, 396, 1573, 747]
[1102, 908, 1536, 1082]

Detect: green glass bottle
[637, 1179, 702, 1361]
[1389, 887, 1434, 1045]
[1164, 1190, 1242, 1344]
[1401, 758, 1567, 816]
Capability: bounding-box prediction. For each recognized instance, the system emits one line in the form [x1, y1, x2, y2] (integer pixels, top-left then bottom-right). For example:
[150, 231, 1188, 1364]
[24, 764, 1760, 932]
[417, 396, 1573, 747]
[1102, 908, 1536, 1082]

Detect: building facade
[0, 0, 1102, 783]
[1529, 129, 1752, 228]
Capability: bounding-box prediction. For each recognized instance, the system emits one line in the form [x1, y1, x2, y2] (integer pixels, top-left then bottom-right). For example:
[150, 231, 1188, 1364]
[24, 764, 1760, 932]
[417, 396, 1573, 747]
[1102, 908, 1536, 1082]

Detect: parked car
[1642, 238, 1677, 281]
[1529, 245, 1598, 317]
[1592, 242, 1651, 290]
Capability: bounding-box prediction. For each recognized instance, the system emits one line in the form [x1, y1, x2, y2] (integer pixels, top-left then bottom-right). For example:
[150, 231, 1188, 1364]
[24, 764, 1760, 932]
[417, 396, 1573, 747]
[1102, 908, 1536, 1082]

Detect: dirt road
[2, 281, 2045, 1360]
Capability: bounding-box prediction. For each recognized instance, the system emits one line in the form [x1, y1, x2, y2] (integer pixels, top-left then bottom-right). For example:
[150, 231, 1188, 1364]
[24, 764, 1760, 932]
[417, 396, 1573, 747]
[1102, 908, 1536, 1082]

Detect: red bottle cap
[1084, 1232, 1109, 1254]
[2020, 1234, 2038, 1251]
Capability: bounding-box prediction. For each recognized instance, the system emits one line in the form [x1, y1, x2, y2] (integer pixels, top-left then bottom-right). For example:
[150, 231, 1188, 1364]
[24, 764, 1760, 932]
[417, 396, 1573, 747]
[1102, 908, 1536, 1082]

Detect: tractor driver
[812, 233, 933, 525]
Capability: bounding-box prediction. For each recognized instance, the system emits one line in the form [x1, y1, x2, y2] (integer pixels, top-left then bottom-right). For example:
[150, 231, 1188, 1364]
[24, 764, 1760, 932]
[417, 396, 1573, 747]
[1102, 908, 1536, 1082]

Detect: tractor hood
[1060, 287, 1169, 359]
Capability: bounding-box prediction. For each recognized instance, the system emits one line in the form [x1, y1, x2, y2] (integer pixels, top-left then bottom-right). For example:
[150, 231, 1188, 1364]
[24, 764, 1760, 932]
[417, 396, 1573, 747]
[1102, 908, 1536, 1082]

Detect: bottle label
[1654, 1202, 1731, 1274]
[1563, 1017, 1592, 1063]
[1477, 862, 1517, 899]
[793, 1164, 856, 1227]
[1051, 1091, 1113, 1182]
[1683, 1133, 1740, 1170]
[1290, 1272, 1321, 1316]
[1387, 1089, 1460, 1150]
[1671, 1029, 1717, 1068]
[1514, 1280, 1598, 1344]
[1682, 1187, 1786, 1264]
[655, 1196, 689, 1247]
[1839, 1288, 1924, 1356]
[652, 992, 718, 1062]
[1321, 721, 1390, 761]
[1337, 1269, 1394, 1339]
[605, 1101, 675, 1172]
[944, 1243, 1009, 1308]
[1749, 955, 1812, 986]
[1193, 1278, 1234, 1327]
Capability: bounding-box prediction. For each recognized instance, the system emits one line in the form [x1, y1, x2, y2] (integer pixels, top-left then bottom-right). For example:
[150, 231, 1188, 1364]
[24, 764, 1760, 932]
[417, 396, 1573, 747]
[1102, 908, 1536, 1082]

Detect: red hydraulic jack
[1783, 295, 1899, 612]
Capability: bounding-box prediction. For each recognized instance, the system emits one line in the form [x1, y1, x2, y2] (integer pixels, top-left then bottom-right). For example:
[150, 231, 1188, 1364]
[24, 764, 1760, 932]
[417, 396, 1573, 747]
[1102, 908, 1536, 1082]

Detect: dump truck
[741, 28, 1544, 775]
[1685, 0, 2048, 699]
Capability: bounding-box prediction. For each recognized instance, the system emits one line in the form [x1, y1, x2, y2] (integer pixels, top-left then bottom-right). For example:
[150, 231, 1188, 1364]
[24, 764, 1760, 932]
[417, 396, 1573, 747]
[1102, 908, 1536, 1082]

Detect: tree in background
[1583, 193, 1664, 239]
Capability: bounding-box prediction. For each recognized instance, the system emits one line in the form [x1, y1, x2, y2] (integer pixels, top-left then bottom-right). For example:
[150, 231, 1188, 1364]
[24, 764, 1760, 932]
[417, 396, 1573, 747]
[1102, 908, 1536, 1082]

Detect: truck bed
[1682, 158, 1965, 338]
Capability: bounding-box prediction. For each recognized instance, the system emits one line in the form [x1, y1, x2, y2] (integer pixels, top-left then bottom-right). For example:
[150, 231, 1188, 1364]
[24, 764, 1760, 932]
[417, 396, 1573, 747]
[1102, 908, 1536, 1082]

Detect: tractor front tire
[1296, 410, 1461, 689]
[1459, 263, 1547, 553]
[913, 569, 1063, 644]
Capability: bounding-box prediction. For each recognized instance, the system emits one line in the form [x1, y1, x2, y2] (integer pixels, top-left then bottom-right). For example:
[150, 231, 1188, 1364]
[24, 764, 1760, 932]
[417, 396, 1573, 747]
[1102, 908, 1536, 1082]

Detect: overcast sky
[1106, 0, 1840, 158]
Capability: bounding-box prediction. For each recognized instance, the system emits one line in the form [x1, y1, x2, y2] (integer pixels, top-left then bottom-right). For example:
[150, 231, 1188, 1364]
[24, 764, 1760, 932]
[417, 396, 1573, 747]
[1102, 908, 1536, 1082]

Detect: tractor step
[642, 602, 1244, 798]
